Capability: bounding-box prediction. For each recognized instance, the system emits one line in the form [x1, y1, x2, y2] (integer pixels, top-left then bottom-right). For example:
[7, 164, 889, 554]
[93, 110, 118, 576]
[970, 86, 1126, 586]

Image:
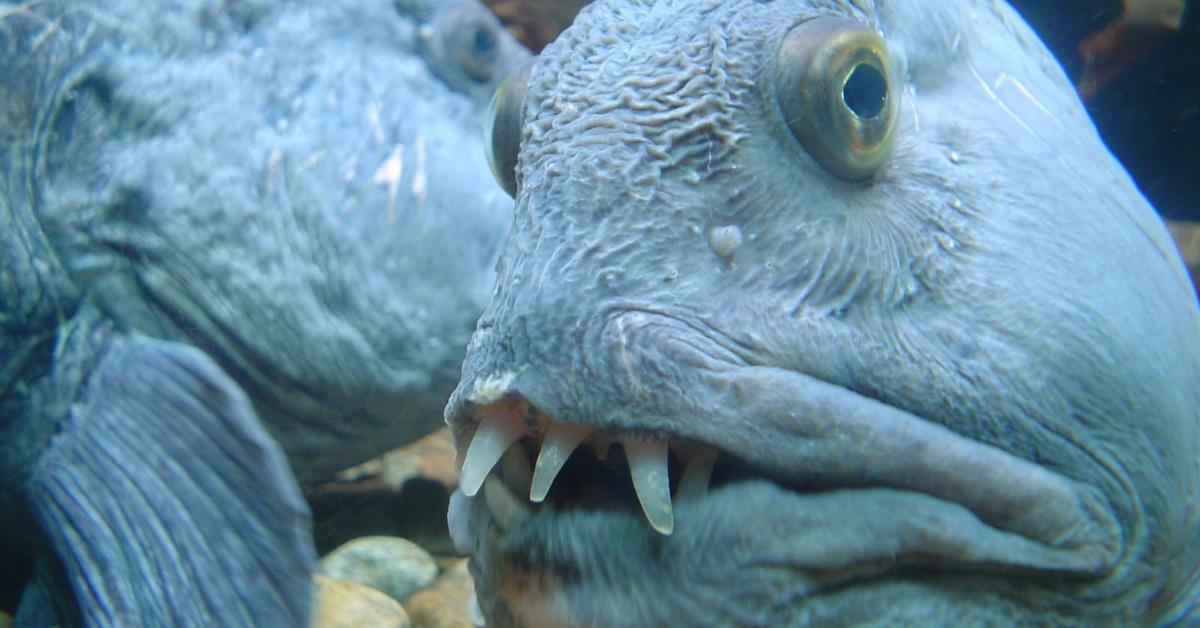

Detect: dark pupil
[473, 27, 495, 53]
[843, 63, 887, 119]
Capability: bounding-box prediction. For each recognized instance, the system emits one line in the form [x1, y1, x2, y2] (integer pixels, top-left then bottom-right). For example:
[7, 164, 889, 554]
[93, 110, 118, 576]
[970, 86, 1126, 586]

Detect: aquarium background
[1010, 0, 1199, 223]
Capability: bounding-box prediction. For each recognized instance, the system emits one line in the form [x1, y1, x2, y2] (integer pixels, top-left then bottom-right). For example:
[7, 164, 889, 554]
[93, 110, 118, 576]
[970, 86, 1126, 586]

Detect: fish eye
[775, 18, 898, 181]
[444, 8, 501, 82]
[485, 59, 532, 197]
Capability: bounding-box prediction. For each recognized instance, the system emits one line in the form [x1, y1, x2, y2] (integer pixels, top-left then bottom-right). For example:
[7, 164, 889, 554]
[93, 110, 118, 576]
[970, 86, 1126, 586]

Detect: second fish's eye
[775, 17, 899, 181]
[443, 7, 500, 83]
[485, 59, 532, 197]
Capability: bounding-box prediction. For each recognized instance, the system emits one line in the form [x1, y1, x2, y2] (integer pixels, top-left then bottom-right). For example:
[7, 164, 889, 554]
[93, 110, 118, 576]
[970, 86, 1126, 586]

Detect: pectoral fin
[20, 336, 316, 626]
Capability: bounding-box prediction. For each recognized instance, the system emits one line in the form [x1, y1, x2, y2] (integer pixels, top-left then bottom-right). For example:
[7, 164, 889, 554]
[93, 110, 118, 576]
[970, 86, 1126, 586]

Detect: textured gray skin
[2, 0, 522, 482]
[447, 0, 1200, 625]
[1, 0, 524, 623]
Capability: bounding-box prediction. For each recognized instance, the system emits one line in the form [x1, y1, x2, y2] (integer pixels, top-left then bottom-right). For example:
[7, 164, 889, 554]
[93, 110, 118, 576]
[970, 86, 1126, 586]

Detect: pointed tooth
[460, 413, 526, 497]
[530, 422, 593, 503]
[622, 438, 674, 535]
[677, 449, 717, 502]
[483, 476, 532, 531]
[500, 443, 533, 496]
[447, 490, 473, 555]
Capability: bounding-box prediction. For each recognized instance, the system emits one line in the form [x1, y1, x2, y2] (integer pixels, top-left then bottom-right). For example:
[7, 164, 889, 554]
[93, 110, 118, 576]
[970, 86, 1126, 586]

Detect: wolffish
[0, 0, 525, 624]
[446, 0, 1200, 625]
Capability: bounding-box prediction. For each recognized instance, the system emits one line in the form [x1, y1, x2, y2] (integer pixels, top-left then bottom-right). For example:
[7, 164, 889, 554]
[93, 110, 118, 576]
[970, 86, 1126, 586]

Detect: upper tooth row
[458, 410, 716, 536]
[530, 422, 591, 503]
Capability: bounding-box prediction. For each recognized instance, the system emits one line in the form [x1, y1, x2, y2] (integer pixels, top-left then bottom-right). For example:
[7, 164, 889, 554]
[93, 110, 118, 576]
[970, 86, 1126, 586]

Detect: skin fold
[446, 0, 1200, 625]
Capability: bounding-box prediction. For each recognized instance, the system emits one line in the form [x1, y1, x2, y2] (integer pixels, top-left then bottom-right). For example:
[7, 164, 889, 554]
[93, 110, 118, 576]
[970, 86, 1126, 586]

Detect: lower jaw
[453, 479, 1109, 628]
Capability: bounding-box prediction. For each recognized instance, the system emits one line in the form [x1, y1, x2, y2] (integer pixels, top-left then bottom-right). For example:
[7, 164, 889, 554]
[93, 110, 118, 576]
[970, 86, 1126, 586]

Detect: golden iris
[776, 18, 899, 181]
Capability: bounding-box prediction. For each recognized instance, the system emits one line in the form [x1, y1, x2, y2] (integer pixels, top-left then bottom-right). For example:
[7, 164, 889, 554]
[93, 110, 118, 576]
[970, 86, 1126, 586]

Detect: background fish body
[0, 0, 526, 623]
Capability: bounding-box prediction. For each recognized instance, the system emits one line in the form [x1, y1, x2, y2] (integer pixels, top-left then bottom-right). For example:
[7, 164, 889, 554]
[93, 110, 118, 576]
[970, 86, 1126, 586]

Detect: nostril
[599, 307, 750, 378]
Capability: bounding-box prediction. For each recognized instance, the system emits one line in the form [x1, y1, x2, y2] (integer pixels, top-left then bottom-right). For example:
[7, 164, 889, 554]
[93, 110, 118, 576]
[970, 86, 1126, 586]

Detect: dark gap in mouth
[710, 455, 759, 488]
[503, 434, 779, 516]
[478, 396, 860, 531]
[542, 440, 642, 512]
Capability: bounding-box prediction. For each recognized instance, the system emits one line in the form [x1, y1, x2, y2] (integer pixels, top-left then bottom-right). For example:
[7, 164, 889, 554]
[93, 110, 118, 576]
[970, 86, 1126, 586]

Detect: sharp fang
[530, 422, 593, 503]
[460, 413, 526, 497]
[483, 476, 532, 531]
[622, 439, 674, 535]
[677, 449, 717, 502]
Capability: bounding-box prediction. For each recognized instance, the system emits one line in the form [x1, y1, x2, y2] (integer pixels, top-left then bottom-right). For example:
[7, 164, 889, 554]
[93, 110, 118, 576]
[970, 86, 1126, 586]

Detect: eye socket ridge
[485, 58, 534, 198]
[775, 17, 899, 181]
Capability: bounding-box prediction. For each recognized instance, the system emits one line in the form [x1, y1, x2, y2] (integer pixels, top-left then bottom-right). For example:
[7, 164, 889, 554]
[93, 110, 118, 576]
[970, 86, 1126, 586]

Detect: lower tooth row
[501, 444, 533, 496]
[461, 418, 717, 536]
[677, 449, 717, 502]
[623, 439, 674, 535]
[483, 476, 532, 531]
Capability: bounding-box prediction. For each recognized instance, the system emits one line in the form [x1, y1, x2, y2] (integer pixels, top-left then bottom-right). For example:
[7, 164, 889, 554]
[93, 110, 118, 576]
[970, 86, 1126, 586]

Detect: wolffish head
[33, 0, 527, 479]
[446, 0, 1200, 625]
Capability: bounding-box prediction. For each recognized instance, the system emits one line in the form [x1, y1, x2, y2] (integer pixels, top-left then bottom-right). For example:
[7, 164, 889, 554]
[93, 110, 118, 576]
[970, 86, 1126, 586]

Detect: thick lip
[447, 363, 1124, 616]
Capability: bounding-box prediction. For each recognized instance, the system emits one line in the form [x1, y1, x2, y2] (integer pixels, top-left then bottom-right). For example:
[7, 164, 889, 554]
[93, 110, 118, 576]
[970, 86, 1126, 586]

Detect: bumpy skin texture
[447, 0, 1200, 625]
[1, 0, 525, 623]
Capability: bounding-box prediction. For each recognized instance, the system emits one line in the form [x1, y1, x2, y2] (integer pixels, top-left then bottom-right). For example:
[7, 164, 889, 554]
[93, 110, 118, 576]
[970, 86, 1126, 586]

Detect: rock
[320, 537, 439, 604]
[331, 427, 457, 491]
[1168, 221, 1200, 293]
[387, 427, 460, 491]
[311, 574, 410, 628]
[403, 558, 480, 628]
[482, 0, 591, 51]
[309, 478, 455, 558]
[0, 609, 11, 628]
[312, 429, 460, 556]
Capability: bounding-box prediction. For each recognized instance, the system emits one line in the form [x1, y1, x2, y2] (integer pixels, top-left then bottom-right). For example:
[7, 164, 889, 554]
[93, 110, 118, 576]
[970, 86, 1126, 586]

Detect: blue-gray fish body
[0, 0, 525, 624]
[446, 0, 1200, 625]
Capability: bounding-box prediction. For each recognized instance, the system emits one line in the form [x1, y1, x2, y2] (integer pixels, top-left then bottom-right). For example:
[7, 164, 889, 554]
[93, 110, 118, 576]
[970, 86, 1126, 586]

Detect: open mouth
[449, 365, 1123, 588]
[456, 396, 732, 536]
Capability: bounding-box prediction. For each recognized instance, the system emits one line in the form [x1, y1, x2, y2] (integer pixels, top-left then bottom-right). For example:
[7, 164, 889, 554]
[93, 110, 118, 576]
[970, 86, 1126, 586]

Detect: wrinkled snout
[449, 295, 748, 433]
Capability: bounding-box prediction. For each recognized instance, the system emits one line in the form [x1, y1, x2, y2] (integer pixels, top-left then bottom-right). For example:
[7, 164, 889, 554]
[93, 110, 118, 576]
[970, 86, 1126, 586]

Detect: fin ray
[23, 336, 316, 626]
